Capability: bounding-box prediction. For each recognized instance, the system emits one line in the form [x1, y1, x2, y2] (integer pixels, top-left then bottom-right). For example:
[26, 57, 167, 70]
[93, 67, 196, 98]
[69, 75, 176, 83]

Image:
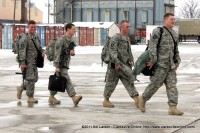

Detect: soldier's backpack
[45, 37, 76, 62]
[12, 33, 28, 63]
[45, 38, 57, 62]
[12, 33, 26, 54]
[101, 37, 111, 65]
[101, 33, 124, 65]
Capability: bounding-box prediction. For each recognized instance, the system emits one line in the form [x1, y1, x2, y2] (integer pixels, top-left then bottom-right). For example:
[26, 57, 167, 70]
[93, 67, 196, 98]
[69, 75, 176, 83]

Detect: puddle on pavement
[0, 115, 22, 128]
[0, 100, 68, 109]
[0, 101, 21, 108]
[183, 94, 200, 103]
[36, 124, 81, 133]
[35, 122, 166, 133]
[0, 115, 52, 128]
[37, 127, 51, 132]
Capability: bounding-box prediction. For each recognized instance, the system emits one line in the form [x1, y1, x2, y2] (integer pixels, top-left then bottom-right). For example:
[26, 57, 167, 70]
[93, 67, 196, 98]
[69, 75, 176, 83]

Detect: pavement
[0, 45, 200, 133]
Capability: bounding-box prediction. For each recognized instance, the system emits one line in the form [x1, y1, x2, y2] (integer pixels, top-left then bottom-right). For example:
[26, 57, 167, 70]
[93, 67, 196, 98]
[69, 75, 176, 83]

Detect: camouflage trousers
[142, 66, 178, 106]
[104, 67, 138, 98]
[21, 64, 38, 97]
[50, 68, 76, 97]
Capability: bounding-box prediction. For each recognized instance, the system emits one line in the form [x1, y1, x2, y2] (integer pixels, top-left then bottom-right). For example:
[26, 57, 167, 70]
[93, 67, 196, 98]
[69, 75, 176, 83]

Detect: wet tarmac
[0, 45, 200, 133]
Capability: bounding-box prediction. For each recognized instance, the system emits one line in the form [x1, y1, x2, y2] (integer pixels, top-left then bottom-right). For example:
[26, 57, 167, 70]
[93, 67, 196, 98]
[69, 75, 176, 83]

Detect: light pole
[28, 0, 31, 21]
[21, 0, 27, 23]
[13, 0, 17, 24]
[71, 1, 73, 22]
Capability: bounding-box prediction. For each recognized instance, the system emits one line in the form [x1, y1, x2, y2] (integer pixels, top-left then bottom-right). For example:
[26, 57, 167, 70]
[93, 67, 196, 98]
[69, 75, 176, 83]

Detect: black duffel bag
[36, 52, 44, 68]
[141, 65, 156, 76]
[48, 73, 67, 92]
[31, 39, 44, 68]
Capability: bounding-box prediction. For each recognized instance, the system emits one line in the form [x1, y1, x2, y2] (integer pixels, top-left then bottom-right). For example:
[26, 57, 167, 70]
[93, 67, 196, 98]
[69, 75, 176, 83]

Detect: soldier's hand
[128, 61, 134, 66]
[55, 67, 61, 72]
[42, 51, 45, 58]
[115, 64, 122, 71]
[175, 64, 179, 70]
[146, 62, 154, 69]
[20, 64, 27, 71]
[70, 50, 75, 56]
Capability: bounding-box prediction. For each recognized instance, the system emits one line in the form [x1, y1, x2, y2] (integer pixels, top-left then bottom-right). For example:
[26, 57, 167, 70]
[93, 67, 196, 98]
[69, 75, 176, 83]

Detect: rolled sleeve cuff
[20, 61, 26, 65]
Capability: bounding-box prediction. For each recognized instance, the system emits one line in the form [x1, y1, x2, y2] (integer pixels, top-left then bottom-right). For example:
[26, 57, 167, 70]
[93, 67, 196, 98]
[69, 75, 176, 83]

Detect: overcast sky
[175, 0, 200, 18]
[174, 0, 186, 17]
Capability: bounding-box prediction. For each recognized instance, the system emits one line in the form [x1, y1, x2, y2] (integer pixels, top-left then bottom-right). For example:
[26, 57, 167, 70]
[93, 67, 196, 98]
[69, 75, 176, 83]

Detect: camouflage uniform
[104, 33, 138, 98]
[51, 35, 76, 97]
[18, 33, 44, 97]
[142, 27, 181, 106]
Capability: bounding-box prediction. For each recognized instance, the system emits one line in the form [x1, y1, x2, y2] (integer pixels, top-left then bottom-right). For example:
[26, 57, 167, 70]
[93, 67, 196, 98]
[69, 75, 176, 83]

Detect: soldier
[138, 13, 184, 115]
[49, 23, 82, 106]
[103, 20, 139, 108]
[17, 20, 45, 103]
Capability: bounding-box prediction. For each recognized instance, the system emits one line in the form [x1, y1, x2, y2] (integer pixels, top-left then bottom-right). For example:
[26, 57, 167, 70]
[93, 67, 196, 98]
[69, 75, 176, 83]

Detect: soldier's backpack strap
[157, 27, 164, 48]
[163, 26, 178, 63]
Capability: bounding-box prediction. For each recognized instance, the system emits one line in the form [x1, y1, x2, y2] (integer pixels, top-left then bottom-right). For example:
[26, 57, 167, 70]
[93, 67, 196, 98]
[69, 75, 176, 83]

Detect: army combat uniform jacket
[53, 35, 74, 68]
[109, 33, 134, 66]
[18, 33, 44, 65]
[148, 27, 181, 69]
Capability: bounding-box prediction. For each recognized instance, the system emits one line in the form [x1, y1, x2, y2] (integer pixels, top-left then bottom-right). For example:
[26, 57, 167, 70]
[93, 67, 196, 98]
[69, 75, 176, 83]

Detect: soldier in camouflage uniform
[17, 20, 45, 103]
[138, 13, 184, 115]
[49, 23, 82, 106]
[103, 20, 139, 108]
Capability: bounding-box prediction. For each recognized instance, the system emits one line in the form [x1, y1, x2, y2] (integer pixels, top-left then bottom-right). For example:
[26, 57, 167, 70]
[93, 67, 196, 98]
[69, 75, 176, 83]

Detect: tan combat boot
[168, 106, 184, 115]
[72, 95, 82, 106]
[27, 96, 38, 103]
[49, 95, 61, 105]
[17, 86, 23, 99]
[138, 96, 146, 112]
[133, 96, 139, 108]
[103, 97, 114, 108]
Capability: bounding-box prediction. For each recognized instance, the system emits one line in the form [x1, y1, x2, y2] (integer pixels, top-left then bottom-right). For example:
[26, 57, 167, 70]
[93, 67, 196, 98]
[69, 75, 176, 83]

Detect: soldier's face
[121, 22, 130, 35]
[28, 24, 36, 35]
[68, 26, 76, 36]
[165, 15, 175, 28]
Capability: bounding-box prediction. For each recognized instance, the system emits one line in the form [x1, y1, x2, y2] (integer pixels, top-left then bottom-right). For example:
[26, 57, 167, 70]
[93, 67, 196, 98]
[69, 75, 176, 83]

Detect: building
[54, 0, 175, 36]
[0, 0, 43, 23]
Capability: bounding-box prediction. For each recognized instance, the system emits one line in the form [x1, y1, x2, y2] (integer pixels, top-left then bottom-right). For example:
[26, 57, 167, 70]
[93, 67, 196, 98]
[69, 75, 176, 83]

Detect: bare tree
[179, 0, 200, 18]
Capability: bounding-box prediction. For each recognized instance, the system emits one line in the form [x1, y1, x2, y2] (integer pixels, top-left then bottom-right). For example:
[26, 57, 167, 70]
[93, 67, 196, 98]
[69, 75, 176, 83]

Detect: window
[142, 10, 148, 23]
[2, 0, 6, 7]
[87, 9, 93, 21]
[105, 9, 110, 22]
[165, 4, 174, 13]
[123, 8, 129, 20]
